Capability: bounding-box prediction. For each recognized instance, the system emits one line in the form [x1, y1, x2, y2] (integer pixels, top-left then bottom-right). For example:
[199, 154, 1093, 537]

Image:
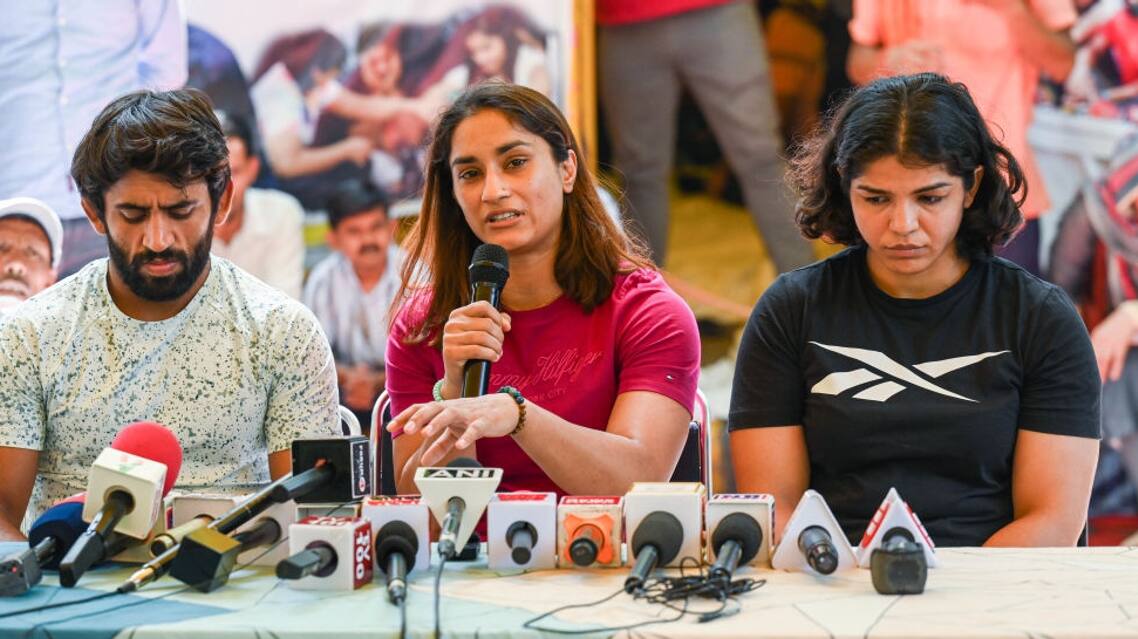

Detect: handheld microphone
[623, 512, 684, 593]
[375, 521, 419, 603]
[771, 489, 856, 575]
[414, 458, 502, 560]
[59, 422, 183, 587]
[857, 487, 938, 569]
[170, 516, 283, 592]
[462, 243, 509, 397]
[557, 496, 623, 568]
[487, 492, 556, 570]
[277, 516, 373, 591]
[0, 502, 126, 596]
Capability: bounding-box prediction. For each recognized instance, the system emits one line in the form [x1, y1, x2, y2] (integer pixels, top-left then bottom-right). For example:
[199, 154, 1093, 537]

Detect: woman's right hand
[439, 301, 511, 399]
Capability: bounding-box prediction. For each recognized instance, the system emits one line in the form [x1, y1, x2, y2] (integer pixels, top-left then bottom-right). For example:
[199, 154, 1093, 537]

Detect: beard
[107, 223, 213, 302]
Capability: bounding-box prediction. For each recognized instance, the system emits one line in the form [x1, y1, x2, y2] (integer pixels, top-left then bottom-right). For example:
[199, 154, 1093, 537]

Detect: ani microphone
[414, 458, 502, 561]
[462, 243, 509, 397]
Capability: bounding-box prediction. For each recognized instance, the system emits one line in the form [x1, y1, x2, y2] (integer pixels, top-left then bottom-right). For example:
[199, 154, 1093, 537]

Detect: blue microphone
[1, 500, 126, 596]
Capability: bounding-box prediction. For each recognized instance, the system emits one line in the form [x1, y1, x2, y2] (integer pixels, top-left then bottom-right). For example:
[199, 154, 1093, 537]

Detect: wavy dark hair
[71, 89, 231, 220]
[397, 82, 649, 344]
[790, 73, 1024, 258]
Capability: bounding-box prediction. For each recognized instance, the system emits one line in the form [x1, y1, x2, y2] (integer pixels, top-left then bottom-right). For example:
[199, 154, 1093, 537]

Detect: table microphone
[277, 516, 373, 591]
[709, 513, 763, 582]
[59, 421, 183, 587]
[488, 492, 556, 570]
[462, 243, 509, 398]
[798, 526, 839, 575]
[170, 517, 283, 592]
[375, 521, 419, 604]
[0, 501, 129, 596]
[623, 511, 684, 593]
[119, 472, 299, 593]
[415, 458, 502, 561]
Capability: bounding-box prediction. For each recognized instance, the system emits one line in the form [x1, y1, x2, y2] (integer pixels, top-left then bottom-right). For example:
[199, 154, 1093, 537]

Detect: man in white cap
[0, 196, 63, 313]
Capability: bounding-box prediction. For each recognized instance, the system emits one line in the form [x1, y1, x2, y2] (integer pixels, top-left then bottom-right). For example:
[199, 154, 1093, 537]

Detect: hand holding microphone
[390, 244, 513, 465]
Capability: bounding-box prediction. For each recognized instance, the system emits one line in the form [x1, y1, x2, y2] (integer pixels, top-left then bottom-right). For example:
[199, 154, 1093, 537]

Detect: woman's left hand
[388, 394, 521, 466]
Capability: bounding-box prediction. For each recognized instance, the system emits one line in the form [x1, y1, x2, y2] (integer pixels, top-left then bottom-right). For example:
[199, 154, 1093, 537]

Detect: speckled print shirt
[0, 257, 340, 528]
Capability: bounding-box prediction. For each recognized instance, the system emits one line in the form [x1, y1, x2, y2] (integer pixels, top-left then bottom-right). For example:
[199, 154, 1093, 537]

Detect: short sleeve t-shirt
[0, 257, 341, 526]
[386, 268, 701, 495]
[728, 247, 1100, 547]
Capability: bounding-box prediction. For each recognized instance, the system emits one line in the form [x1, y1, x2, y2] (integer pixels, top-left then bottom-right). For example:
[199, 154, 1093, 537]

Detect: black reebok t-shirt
[728, 246, 1101, 547]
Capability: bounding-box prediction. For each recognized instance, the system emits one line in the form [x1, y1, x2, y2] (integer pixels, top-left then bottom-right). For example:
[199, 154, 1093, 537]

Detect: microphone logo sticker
[808, 342, 1010, 403]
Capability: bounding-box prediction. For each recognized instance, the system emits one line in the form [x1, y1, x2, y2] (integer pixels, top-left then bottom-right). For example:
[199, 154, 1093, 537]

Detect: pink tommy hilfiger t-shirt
[385, 268, 701, 495]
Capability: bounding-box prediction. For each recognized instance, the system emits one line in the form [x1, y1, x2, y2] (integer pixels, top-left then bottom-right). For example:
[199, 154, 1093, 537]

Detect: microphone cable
[433, 554, 447, 639]
[522, 556, 766, 634]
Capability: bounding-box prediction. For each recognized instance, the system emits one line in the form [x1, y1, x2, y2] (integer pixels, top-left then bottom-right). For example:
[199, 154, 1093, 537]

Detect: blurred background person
[211, 110, 305, 299]
[0, 197, 62, 314]
[1050, 133, 1138, 512]
[846, 0, 1078, 277]
[304, 180, 400, 430]
[0, 0, 187, 277]
[597, 0, 814, 271]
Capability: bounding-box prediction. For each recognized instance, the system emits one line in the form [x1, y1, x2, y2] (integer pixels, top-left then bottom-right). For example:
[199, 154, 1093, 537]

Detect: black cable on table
[433, 554, 447, 639]
[399, 586, 408, 639]
[522, 556, 765, 634]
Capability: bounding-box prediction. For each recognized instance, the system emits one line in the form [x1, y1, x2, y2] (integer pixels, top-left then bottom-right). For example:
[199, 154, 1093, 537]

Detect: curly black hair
[789, 73, 1025, 258]
[71, 89, 231, 220]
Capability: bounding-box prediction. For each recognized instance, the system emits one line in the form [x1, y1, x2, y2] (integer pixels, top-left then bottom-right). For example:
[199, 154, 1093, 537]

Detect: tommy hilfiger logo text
[809, 342, 1010, 403]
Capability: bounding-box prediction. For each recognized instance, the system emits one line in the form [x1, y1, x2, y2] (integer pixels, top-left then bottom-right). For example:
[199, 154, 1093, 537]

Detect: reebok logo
[809, 342, 1009, 402]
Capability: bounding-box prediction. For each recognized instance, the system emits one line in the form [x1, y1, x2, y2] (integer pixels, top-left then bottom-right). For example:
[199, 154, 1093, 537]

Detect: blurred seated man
[211, 111, 305, 298]
[0, 90, 340, 540]
[0, 197, 62, 313]
[303, 181, 399, 429]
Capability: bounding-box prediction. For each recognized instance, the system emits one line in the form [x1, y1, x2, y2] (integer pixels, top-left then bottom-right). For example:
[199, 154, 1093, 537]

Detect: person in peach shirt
[846, 0, 1077, 277]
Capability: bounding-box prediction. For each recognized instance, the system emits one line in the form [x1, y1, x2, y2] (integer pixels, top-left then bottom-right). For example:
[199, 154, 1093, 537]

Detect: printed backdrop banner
[186, 0, 577, 213]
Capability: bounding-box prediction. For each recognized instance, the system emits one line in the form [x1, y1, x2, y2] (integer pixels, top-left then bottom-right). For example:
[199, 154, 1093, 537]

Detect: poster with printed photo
[186, 0, 579, 213]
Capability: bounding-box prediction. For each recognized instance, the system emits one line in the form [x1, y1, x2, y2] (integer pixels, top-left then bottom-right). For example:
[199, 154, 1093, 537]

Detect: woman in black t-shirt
[729, 73, 1101, 547]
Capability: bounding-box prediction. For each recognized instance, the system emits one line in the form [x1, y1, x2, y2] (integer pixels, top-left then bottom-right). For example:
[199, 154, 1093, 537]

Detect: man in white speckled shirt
[0, 89, 341, 539]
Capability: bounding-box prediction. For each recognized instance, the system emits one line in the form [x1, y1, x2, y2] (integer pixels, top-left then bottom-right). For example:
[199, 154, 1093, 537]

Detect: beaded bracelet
[498, 386, 527, 436]
[432, 378, 446, 402]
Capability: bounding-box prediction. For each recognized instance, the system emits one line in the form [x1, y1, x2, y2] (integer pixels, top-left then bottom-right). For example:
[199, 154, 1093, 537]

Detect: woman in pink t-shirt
[384, 83, 700, 496]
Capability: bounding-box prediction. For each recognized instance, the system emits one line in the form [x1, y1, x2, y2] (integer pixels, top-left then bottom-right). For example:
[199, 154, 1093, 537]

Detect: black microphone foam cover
[631, 511, 684, 565]
[447, 457, 483, 469]
[712, 513, 762, 565]
[376, 521, 420, 572]
[468, 243, 509, 286]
